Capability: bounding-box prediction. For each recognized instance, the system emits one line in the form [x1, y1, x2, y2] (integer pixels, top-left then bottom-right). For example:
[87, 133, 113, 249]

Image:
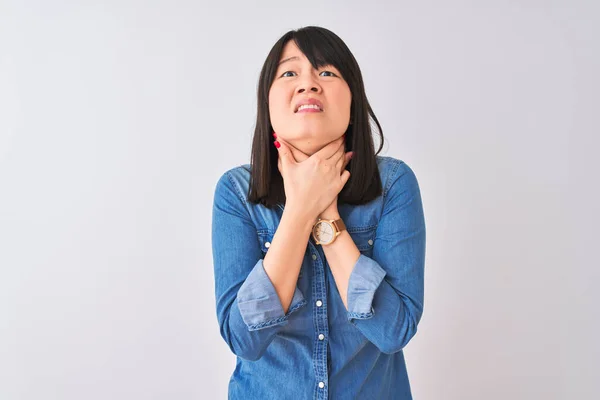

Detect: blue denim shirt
[212, 155, 426, 400]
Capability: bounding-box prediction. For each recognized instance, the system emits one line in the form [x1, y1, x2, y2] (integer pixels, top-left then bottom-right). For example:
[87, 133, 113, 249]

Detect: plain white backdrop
[1, 1, 598, 399]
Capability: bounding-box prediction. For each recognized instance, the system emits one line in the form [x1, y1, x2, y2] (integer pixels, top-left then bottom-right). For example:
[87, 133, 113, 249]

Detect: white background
[1, 1, 598, 399]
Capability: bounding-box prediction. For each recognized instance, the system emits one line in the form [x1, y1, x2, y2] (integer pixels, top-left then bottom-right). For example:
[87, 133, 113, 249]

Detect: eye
[279, 70, 338, 78]
[320, 70, 337, 77]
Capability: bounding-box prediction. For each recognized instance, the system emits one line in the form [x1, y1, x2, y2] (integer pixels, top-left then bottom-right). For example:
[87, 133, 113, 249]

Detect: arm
[328, 162, 426, 354]
[211, 172, 310, 361]
[319, 215, 361, 309]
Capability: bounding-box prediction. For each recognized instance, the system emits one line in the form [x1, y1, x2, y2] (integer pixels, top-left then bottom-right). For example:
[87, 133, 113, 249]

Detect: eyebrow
[278, 56, 300, 66]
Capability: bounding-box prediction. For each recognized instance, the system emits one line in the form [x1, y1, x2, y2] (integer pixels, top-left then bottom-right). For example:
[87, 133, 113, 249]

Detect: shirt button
[265, 241, 271, 248]
[316, 300, 323, 307]
[318, 333, 325, 340]
[368, 239, 373, 245]
[312, 254, 317, 260]
[318, 382, 325, 389]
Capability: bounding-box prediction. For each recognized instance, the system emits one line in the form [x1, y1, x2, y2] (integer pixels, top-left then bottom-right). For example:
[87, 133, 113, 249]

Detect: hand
[274, 138, 353, 220]
[318, 153, 353, 220]
[275, 134, 352, 222]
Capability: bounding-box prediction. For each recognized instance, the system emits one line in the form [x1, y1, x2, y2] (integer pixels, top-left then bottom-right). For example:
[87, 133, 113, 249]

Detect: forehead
[278, 40, 336, 71]
[279, 41, 305, 62]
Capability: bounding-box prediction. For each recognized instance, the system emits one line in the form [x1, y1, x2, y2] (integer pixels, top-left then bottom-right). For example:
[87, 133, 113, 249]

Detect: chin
[293, 127, 320, 137]
[296, 127, 339, 139]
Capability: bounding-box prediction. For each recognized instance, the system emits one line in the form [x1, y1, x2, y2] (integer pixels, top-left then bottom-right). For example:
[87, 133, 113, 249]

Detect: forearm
[263, 206, 315, 313]
[321, 229, 361, 309]
[220, 290, 289, 361]
[350, 274, 421, 354]
[317, 207, 361, 309]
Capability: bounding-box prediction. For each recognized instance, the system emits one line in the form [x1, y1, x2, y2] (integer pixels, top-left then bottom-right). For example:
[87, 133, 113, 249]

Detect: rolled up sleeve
[212, 171, 306, 361]
[347, 161, 426, 355]
[237, 258, 306, 330]
[346, 254, 387, 320]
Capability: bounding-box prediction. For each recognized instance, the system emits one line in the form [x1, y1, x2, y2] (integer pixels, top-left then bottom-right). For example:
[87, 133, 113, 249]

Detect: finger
[314, 135, 345, 161]
[336, 151, 353, 172]
[335, 151, 352, 175]
[275, 138, 297, 165]
[344, 151, 354, 169]
[277, 136, 309, 162]
[340, 170, 351, 186]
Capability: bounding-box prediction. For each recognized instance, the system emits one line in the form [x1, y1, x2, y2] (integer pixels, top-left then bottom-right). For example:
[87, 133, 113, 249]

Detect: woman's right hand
[275, 135, 352, 222]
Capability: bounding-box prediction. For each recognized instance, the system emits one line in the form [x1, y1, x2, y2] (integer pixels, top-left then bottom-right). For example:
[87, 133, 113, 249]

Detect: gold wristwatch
[312, 217, 346, 246]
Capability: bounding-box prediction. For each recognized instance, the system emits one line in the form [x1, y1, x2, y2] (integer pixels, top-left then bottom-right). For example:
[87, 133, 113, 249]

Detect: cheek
[343, 88, 352, 111]
[268, 88, 290, 129]
[268, 88, 287, 113]
[332, 88, 352, 119]
[332, 83, 351, 103]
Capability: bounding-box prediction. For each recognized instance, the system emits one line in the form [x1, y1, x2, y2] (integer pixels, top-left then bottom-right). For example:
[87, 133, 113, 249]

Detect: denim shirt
[211, 155, 426, 400]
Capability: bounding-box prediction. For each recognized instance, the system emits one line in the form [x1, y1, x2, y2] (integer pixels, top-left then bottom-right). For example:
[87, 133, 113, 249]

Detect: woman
[212, 26, 426, 400]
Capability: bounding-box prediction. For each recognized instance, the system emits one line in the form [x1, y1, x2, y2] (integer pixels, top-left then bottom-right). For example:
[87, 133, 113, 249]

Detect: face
[268, 40, 352, 155]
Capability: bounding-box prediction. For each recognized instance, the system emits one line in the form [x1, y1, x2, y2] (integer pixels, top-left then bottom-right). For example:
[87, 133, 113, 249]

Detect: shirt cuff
[237, 259, 306, 331]
[347, 254, 387, 321]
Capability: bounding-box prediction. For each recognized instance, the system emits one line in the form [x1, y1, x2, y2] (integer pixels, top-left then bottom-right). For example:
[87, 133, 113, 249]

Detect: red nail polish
[274, 141, 280, 149]
[273, 132, 277, 138]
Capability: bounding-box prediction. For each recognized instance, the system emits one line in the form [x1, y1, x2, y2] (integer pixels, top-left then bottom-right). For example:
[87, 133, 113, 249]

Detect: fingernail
[273, 132, 277, 139]
[274, 141, 280, 149]
[349, 152, 354, 158]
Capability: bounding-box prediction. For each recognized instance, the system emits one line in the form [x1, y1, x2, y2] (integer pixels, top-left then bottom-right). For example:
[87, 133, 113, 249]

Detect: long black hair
[248, 26, 384, 208]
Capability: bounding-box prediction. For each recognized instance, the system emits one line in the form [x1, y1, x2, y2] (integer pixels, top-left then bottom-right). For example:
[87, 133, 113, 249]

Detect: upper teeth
[298, 104, 321, 111]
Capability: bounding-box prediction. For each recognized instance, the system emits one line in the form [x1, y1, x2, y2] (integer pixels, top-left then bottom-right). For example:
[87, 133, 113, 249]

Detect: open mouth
[294, 98, 324, 113]
[295, 104, 323, 113]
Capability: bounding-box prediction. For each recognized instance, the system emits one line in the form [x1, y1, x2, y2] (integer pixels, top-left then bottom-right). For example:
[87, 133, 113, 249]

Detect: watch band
[331, 218, 346, 233]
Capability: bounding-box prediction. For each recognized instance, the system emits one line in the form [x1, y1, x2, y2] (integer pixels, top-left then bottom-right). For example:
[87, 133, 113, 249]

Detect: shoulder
[375, 155, 420, 199]
[213, 164, 252, 205]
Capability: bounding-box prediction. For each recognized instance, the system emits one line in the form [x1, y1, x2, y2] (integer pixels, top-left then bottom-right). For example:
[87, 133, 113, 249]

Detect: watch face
[314, 221, 334, 244]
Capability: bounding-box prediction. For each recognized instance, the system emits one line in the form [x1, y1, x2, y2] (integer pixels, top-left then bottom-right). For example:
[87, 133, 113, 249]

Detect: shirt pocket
[256, 229, 304, 278]
[347, 226, 377, 258]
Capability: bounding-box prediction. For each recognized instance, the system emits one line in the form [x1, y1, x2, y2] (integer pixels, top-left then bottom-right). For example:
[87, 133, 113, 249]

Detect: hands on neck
[274, 134, 347, 221]
[276, 137, 309, 162]
[275, 136, 342, 162]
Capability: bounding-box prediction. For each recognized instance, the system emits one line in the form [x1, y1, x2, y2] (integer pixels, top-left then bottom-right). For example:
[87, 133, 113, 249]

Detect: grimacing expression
[268, 40, 352, 154]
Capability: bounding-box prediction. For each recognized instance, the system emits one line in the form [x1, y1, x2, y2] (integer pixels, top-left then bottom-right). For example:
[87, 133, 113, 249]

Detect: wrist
[319, 203, 340, 220]
[319, 212, 341, 220]
[283, 204, 319, 230]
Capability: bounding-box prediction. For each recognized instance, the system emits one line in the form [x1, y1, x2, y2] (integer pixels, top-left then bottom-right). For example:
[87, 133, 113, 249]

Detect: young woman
[212, 26, 426, 400]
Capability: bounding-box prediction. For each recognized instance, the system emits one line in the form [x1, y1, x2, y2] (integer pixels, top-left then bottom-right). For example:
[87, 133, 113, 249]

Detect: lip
[297, 107, 322, 113]
[294, 98, 324, 113]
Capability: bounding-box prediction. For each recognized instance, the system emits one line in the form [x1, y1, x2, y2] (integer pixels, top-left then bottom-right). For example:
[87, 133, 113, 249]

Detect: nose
[296, 74, 322, 94]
